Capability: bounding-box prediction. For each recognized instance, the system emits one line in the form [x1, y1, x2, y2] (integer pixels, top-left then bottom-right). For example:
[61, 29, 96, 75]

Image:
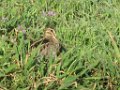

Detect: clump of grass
[0, 0, 120, 90]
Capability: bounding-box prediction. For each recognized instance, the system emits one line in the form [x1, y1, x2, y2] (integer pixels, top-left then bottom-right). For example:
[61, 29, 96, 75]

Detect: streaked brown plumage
[40, 28, 64, 59]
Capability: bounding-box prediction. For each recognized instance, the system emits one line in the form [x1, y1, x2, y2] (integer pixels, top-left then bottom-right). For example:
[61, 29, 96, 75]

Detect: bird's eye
[50, 29, 53, 32]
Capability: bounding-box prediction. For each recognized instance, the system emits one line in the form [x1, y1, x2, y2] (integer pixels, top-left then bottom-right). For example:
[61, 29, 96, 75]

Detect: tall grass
[0, 0, 120, 90]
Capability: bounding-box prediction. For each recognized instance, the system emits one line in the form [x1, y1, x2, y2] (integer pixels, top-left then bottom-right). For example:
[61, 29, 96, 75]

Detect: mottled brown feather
[40, 28, 61, 59]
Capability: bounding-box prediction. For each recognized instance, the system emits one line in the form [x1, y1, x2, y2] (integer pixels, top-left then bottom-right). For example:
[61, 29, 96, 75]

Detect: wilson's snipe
[40, 28, 65, 59]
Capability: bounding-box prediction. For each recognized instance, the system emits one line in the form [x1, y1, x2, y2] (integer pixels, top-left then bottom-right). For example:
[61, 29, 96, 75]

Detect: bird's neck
[51, 37, 59, 44]
[44, 36, 59, 44]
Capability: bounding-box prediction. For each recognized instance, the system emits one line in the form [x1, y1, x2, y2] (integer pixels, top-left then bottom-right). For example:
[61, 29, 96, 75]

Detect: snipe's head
[44, 28, 58, 43]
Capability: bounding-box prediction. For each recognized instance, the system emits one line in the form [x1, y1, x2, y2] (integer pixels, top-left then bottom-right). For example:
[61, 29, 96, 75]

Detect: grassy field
[0, 0, 120, 90]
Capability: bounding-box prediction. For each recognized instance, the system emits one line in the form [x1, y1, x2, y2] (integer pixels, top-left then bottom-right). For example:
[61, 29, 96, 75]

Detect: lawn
[0, 0, 120, 90]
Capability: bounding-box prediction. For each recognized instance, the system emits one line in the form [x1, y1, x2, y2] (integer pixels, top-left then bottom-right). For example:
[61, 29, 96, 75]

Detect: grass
[0, 0, 120, 90]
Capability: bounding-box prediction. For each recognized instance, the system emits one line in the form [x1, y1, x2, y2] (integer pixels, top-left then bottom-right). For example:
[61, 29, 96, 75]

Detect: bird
[40, 28, 65, 59]
[33, 28, 66, 76]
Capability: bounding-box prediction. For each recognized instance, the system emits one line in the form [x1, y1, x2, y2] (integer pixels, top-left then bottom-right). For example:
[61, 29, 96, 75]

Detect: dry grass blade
[107, 31, 120, 58]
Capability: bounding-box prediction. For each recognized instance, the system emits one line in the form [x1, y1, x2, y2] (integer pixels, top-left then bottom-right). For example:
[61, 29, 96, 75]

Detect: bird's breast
[40, 43, 59, 59]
